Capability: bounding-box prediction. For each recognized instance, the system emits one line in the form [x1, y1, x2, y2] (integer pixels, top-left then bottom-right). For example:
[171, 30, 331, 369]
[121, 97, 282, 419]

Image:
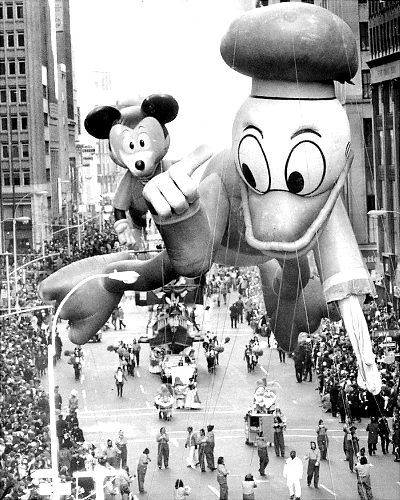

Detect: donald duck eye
[285, 141, 325, 196]
[237, 135, 270, 194]
[129, 142, 134, 150]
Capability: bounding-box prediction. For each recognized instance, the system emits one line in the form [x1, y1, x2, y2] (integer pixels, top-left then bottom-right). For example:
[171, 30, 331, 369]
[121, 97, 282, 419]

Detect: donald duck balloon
[40, 3, 381, 394]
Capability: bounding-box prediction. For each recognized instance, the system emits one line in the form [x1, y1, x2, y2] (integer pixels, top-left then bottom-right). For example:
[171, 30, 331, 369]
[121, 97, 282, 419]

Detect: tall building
[0, 0, 77, 256]
[77, 70, 120, 214]
[367, 0, 400, 312]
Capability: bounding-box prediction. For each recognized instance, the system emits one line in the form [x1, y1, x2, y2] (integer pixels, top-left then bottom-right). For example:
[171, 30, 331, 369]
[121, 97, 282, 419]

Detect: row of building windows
[0, 59, 26, 76]
[0, 3, 23, 20]
[1, 142, 29, 159]
[1, 170, 30, 186]
[0, 31, 25, 48]
[361, 69, 372, 100]
[0, 87, 26, 103]
[370, 17, 400, 57]
[0, 115, 28, 131]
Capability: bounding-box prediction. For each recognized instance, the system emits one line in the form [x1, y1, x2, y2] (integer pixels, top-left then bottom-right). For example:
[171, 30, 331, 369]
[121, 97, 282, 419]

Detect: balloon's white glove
[114, 218, 136, 246]
[143, 145, 212, 225]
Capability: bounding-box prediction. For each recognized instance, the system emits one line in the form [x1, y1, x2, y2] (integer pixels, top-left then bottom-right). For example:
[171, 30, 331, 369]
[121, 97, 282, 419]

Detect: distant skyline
[69, 0, 252, 158]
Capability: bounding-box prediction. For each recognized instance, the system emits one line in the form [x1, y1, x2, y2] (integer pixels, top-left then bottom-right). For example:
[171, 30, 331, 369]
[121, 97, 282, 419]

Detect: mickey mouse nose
[135, 160, 145, 171]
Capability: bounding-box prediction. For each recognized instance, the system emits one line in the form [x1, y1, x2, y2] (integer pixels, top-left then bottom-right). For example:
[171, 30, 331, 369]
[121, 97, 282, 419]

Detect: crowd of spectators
[304, 313, 400, 461]
[0, 219, 125, 498]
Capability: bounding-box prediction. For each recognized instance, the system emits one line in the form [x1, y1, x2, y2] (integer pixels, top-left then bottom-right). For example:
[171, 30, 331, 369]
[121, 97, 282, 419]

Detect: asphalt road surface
[47, 294, 400, 500]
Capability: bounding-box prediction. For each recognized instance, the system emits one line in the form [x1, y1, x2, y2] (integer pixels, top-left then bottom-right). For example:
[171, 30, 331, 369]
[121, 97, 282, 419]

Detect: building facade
[0, 0, 77, 256]
[367, 0, 400, 312]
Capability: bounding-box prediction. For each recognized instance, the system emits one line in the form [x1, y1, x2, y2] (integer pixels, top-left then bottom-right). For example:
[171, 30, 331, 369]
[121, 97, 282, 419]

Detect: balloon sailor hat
[220, 2, 359, 257]
[220, 2, 357, 99]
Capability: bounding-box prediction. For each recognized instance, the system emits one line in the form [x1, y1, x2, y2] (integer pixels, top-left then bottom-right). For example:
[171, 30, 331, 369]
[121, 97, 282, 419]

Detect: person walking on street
[278, 346, 286, 363]
[105, 439, 122, 468]
[256, 431, 269, 476]
[378, 417, 390, 454]
[273, 416, 285, 457]
[283, 450, 303, 500]
[117, 306, 126, 329]
[236, 296, 244, 323]
[205, 425, 216, 471]
[55, 332, 63, 361]
[54, 385, 63, 411]
[316, 419, 329, 460]
[216, 456, 229, 500]
[156, 426, 169, 469]
[137, 448, 151, 494]
[116, 429, 128, 468]
[229, 302, 239, 329]
[343, 422, 359, 473]
[185, 426, 197, 469]
[197, 429, 207, 472]
[114, 366, 127, 397]
[366, 417, 379, 456]
[242, 473, 257, 500]
[355, 456, 374, 500]
[304, 441, 320, 489]
[132, 338, 141, 367]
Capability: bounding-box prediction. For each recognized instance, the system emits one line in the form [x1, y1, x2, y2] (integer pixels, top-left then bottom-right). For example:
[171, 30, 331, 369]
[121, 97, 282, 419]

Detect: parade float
[244, 379, 279, 446]
[39, 2, 382, 395]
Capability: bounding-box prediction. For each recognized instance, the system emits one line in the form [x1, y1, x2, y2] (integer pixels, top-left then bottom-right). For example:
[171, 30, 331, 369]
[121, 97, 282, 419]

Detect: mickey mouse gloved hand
[114, 218, 136, 246]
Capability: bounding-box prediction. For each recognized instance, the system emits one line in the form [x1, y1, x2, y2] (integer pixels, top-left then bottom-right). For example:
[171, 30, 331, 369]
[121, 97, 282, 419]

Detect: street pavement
[47, 293, 400, 500]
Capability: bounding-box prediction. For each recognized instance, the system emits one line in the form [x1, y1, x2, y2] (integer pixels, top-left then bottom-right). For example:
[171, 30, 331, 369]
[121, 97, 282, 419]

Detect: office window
[17, 33, 24, 47]
[21, 143, 29, 158]
[20, 88, 26, 102]
[9, 61, 16, 75]
[13, 173, 21, 186]
[362, 70, 371, 99]
[45, 141, 50, 154]
[0, 89, 6, 103]
[0, 34, 4, 48]
[11, 117, 18, 130]
[2, 145, 9, 159]
[360, 22, 369, 51]
[0, 6, 3, 20]
[302, 0, 314, 3]
[363, 118, 373, 147]
[0, 61, 5, 75]
[43, 85, 47, 98]
[3, 172, 11, 186]
[10, 89, 17, 103]
[44, 113, 49, 126]
[23, 171, 30, 185]
[7, 33, 15, 48]
[21, 116, 28, 130]
[11, 144, 19, 158]
[1, 117, 8, 131]
[16, 4, 23, 19]
[6, 4, 13, 19]
[18, 60, 25, 74]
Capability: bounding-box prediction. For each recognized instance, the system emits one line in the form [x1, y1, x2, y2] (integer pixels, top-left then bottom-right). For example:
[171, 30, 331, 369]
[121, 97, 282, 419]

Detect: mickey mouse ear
[141, 94, 179, 124]
[84, 106, 121, 139]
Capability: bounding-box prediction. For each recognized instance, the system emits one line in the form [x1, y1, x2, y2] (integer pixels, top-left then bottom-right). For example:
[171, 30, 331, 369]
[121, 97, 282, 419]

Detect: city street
[46, 295, 400, 500]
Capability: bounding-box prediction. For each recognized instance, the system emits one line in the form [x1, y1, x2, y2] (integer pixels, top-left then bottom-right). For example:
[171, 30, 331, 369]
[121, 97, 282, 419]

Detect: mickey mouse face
[109, 117, 170, 179]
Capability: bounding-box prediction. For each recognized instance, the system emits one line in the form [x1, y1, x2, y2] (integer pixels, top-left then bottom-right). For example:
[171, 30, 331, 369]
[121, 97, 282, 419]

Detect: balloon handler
[39, 2, 381, 395]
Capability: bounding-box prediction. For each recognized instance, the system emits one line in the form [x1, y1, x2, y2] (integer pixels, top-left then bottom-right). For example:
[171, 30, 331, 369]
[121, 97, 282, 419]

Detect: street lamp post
[49, 270, 139, 499]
